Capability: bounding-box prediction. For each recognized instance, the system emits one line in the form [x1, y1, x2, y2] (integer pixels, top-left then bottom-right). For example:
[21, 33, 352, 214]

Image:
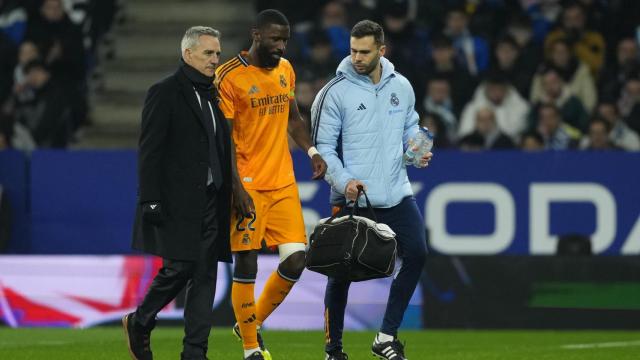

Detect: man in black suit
[123, 26, 232, 360]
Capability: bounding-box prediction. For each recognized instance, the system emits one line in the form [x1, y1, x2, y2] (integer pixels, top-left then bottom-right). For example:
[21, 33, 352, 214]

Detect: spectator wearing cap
[530, 38, 597, 112]
[458, 72, 529, 141]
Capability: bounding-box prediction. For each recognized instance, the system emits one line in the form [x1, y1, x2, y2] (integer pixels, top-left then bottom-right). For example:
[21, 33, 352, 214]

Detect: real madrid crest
[242, 233, 251, 245]
[280, 74, 287, 88]
[390, 93, 400, 106]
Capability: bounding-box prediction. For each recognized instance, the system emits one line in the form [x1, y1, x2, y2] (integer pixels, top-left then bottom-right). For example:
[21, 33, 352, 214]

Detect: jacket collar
[336, 55, 396, 91]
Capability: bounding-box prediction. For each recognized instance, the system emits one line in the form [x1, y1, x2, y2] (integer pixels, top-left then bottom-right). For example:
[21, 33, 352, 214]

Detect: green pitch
[1, 328, 639, 359]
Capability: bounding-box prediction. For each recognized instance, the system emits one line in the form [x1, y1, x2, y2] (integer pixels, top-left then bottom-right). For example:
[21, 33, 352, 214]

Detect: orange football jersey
[216, 52, 296, 190]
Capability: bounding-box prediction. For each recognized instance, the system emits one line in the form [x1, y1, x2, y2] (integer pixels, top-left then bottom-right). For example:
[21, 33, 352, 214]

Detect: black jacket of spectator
[24, 9, 86, 84]
[132, 66, 232, 263]
[381, 21, 429, 87]
[0, 31, 16, 105]
[15, 71, 74, 147]
[599, 61, 640, 101]
[419, 61, 476, 117]
[490, 62, 533, 100]
[463, 130, 515, 150]
[625, 103, 640, 136]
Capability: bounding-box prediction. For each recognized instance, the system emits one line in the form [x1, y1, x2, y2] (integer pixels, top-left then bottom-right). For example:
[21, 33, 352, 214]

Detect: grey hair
[181, 26, 221, 53]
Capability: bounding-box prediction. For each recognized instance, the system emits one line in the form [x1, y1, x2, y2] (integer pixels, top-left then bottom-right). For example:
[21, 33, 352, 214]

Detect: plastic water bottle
[403, 127, 434, 167]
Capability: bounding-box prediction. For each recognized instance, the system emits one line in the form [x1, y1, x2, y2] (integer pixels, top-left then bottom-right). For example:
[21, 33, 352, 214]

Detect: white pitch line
[562, 340, 640, 350]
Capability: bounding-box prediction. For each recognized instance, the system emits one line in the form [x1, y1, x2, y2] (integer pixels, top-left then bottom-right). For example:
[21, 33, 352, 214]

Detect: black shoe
[325, 349, 349, 360]
[233, 323, 272, 359]
[371, 338, 406, 360]
[122, 312, 153, 360]
[244, 351, 264, 360]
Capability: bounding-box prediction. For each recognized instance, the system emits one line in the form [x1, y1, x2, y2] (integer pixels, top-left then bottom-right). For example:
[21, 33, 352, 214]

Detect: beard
[352, 56, 380, 76]
[257, 45, 283, 68]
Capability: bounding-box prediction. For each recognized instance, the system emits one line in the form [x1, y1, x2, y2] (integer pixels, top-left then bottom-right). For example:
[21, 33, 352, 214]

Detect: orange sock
[256, 271, 296, 325]
[232, 281, 258, 350]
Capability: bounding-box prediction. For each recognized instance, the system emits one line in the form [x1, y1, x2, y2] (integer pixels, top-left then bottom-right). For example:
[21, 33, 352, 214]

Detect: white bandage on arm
[307, 146, 320, 158]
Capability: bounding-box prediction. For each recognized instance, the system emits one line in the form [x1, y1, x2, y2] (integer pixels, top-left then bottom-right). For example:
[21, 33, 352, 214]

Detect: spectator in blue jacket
[442, 6, 490, 76]
[0, 0, 27, 45]
[311, 20, 431, 360]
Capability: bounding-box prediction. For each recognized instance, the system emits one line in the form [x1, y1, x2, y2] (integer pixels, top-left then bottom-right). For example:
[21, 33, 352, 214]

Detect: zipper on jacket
[374, 89, 391, 205]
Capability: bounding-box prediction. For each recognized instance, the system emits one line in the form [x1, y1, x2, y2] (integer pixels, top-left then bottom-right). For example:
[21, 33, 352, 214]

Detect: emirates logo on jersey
[279, 74, 287, 88]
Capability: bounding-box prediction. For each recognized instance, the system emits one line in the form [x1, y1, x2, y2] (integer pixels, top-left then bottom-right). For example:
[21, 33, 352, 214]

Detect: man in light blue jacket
[311, 20, 433, 360]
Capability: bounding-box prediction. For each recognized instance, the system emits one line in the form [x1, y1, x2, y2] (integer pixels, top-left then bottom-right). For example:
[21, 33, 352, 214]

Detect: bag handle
[350, 185, 378, 222]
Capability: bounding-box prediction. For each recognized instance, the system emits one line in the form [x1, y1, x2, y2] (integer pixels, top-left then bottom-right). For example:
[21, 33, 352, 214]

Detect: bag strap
[324, 212, 340, 224]
[350, 185, 378, 222]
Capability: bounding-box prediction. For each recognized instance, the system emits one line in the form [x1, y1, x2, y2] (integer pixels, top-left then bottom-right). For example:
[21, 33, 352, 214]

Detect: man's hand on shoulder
[142, 201, 164, 225]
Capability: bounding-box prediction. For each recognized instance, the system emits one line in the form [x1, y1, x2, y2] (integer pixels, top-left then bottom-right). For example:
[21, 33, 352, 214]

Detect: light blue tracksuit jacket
[311, 56, 420, 207]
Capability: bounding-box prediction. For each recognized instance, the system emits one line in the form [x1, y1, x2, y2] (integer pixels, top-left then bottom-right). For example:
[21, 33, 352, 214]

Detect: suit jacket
[132, 67, 232, 262]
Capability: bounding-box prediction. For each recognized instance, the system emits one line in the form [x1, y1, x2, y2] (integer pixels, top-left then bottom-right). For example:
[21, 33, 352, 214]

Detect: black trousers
[135, 186, 220, 358]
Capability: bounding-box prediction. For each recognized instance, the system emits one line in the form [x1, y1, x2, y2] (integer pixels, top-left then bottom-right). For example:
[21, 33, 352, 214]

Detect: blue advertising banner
[29, 150, 137, 254]
[292, 150, 640, 256]
[0, 150, 29, 252]
[2, 150, 638, 255]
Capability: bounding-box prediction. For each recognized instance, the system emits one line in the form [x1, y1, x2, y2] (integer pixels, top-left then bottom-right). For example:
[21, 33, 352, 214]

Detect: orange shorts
[230, 182, 307, 252]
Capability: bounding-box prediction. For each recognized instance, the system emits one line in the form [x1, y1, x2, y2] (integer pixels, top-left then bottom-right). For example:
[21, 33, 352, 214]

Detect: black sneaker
[233, 323, 272, 360]
[122, 312, 153, 360]
[325, 349, 349, 360]
[371, 338, 407, 360]
[244, 351, 264, 360]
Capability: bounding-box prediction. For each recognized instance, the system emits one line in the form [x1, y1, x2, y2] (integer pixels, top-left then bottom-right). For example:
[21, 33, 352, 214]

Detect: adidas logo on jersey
[248, 85, 260, 95]
[357, 103, 367, 110]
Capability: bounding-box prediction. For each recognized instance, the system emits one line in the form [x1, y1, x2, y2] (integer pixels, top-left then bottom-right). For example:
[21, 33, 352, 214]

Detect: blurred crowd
[2, 0, 639, 153]
[257, 0, 640, 151]
[0, 0, 120, 151]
